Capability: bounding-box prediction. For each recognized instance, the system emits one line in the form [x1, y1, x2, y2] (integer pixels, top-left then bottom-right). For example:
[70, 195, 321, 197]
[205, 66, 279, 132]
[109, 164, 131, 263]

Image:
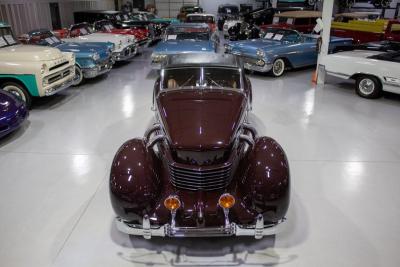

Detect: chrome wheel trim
[3, 85, 27, 102]
[73, 66, 83, 85]
[359, 78, 375, 95]
[273, 59, 285, 76]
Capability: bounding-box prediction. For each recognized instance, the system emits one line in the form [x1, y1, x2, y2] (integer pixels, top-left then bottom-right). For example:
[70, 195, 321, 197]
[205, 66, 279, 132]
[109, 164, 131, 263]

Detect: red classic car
[186, 13, 217, 32]
[260, 10, 321, 33]
[110, 53, 290, 239]
[93, 20, 151, 47]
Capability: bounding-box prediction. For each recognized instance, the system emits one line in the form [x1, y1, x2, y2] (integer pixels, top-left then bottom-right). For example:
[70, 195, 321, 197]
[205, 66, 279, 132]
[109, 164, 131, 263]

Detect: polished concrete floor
[1, 47, 400, 267]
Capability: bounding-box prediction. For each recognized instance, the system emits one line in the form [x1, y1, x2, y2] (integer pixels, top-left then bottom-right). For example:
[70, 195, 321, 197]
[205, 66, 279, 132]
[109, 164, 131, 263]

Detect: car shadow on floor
[0, 120, 31, 148]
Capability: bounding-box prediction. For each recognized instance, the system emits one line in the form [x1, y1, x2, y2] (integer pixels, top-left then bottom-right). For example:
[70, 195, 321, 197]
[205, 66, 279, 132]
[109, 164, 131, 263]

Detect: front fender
[109, 138, 161, 223]
[241, 137, 290, 223]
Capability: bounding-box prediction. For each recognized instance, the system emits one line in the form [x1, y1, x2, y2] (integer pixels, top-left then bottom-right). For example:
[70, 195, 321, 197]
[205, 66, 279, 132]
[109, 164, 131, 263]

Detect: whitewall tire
[271, 58, 286, 77]
[2, 82, 31, 108]
[73, 65, 84, 86]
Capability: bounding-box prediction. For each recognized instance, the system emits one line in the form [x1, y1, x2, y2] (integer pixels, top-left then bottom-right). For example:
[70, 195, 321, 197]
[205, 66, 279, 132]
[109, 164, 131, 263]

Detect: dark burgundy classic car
[110, 54, 290, 239]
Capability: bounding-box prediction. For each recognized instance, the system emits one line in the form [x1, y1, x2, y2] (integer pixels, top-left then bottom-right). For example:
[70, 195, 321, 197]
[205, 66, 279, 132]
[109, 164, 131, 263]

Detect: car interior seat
[167, 79, 178, 89]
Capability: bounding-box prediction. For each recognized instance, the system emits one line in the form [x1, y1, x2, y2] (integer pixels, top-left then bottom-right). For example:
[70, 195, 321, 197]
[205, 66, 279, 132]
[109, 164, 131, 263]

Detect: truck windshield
[162, 67, 241, 90]
[0, 27, 18, 48]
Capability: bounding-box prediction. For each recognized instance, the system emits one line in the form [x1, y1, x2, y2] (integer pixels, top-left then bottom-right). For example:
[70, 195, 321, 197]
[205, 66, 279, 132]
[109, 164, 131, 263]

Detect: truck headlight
[151, 53, 166, 63]
[256, 49, 265, 58]
[224, 44, 232, 52]
[41, 64, 47, 74]
[92, 52, 100, 61]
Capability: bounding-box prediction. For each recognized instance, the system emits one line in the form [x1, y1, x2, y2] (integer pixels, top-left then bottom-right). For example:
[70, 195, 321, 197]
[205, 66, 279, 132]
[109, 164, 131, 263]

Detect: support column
[316, 0, 334, 85]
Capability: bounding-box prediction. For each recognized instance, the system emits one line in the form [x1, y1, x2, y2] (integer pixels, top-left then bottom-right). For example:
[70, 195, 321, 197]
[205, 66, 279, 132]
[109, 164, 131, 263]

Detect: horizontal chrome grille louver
[169, 163, 232, 191]
[49, 61, 69, 72]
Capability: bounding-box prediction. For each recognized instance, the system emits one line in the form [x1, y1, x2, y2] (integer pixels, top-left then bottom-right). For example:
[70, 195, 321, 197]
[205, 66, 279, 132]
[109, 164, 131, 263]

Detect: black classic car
[110, 53, 290, 239]
[226, 7, 306, 41]
[217, 4, 240, 31]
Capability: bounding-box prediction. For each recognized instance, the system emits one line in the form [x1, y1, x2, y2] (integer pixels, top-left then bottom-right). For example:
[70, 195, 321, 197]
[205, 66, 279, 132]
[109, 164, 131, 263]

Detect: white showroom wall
[0, 0, 115, 35]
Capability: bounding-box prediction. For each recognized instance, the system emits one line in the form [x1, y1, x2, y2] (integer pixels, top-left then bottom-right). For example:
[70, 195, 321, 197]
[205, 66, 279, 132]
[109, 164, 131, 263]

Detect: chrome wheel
[355, 75, 382, 99]
[272, 59, 285, 77]
[3, 84, 27, 102]
[358, 78, 375, 95]
[73, 65, 83, 86]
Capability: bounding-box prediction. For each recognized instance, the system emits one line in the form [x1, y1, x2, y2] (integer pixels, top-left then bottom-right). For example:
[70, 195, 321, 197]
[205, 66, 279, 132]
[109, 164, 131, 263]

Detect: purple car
[0, 90, 28, 138]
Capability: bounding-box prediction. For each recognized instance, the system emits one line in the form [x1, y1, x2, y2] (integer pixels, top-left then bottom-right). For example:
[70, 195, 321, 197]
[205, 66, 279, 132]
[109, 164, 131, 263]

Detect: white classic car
[322, 50, 400, 98]
[55, 23, 138, 62]
[0, 22, 75, 108]
[223, 19, 241, 38]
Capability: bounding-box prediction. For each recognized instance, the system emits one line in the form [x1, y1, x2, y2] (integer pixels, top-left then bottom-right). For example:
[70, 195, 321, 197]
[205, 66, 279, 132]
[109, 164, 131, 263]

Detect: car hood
[57, 42, 110, 60]
[0, 44, 65, 61]
[154, 40, 214, 54]
[63, 33, 134, 50]
[157, 89, 246, 150]
[229, 39, 282, 55]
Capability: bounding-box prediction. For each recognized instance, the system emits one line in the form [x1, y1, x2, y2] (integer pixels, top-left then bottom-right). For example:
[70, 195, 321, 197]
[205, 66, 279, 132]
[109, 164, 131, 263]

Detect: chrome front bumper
[82, 60, 112, 79]
[115, 215, 285, 239]
[44, 76, 74, 96]
[244, 62, 273, 73]
[112, 44, 138, 61]
[229, 53, 273, 73]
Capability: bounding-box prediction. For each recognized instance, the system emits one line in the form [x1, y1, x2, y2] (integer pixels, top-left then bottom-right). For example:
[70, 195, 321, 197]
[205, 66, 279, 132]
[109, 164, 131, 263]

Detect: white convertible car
[322, 50, 400, 98]
[56, 23, 138, 62]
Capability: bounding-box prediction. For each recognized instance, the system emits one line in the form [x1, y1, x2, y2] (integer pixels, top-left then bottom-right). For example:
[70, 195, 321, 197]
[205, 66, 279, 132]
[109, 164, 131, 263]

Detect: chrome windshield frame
[159, 66, 244, 94]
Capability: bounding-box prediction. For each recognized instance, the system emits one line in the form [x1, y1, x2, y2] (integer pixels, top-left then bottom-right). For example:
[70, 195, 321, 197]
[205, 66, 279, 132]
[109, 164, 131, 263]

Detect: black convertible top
[164, 53, 242, 69]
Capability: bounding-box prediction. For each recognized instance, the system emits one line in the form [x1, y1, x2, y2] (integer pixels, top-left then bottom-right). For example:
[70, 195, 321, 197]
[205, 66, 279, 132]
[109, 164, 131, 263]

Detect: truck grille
[49, 61, 69, 72]
[169, 163, 232, 191]
[47, 69, 71, 84]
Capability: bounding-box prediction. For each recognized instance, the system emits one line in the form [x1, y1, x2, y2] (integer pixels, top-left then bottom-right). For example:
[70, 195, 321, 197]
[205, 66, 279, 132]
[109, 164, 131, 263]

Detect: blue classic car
[20, 30, 114, 85]
[151, 23, 219, 69]
[225, 28, 353, 77]
[0, 90, 28, 138]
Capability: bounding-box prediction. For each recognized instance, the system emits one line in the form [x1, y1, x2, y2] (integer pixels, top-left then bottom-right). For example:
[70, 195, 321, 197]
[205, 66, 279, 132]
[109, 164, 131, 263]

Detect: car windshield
[219, 6, 239, 15]
[146, 14, 156, 20]
[262, 28, 300, 42]
[101, 23, 115, 31]
[166, 27, 210, 41]
[29, 31, 62, 47]
[71, 25, 93, 36]
[0, 27, 18, 48]
[162, 67, 241, 90]
[187, 16, 215, 23]
[368, 51, 400, 63]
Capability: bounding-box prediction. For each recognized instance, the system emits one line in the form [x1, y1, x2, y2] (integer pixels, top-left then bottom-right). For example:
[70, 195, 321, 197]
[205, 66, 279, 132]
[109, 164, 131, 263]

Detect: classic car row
[0, 15, 163, 109]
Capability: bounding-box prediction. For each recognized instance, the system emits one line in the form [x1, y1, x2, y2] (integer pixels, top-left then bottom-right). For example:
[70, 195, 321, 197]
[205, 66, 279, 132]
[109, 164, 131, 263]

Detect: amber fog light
[218, 193, 235, 209]
[164, 195, 181, 211]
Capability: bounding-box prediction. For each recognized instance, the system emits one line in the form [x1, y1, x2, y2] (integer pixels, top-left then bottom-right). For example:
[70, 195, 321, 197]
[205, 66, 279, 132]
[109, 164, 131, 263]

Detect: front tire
[355, 75, 382, 99]
[72, 65, 84, 86]
[270, 58, 286, 77]
[1, 82, 31, 108]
